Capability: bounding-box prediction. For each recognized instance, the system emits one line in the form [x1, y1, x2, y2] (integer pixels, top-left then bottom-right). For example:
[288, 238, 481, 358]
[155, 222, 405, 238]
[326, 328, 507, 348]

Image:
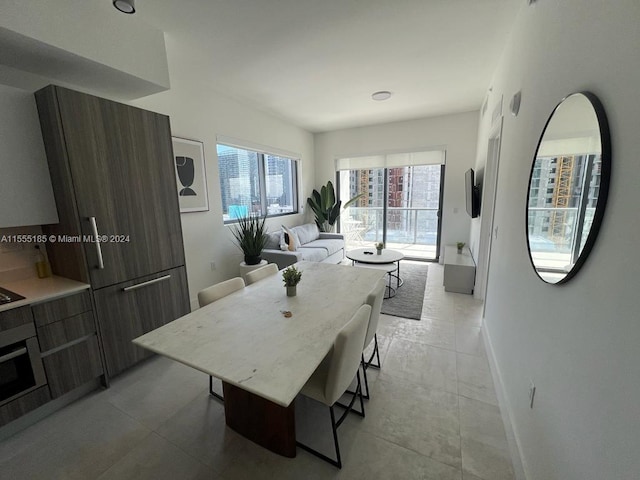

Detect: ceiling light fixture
[113, 0, 135, 14]
[372, 91, 392, 101]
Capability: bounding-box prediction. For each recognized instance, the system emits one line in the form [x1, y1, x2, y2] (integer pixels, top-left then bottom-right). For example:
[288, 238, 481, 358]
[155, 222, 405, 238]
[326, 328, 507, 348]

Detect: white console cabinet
[443, 245, 476, 294]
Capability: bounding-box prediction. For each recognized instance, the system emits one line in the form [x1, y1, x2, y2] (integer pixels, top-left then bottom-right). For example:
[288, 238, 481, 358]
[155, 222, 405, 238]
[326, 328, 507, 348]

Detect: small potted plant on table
[282, 265, 302, 297]
[375, 242, 384, 255]
[456, 242, 466, 254]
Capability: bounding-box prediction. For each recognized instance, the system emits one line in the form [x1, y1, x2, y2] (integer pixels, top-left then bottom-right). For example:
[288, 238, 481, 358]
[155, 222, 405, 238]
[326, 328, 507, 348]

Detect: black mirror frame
[525, 91, 611, 285]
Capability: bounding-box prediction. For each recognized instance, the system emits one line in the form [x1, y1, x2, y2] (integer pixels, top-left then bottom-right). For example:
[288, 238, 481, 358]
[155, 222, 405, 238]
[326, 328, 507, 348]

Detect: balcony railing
[341, 206, 439, 247]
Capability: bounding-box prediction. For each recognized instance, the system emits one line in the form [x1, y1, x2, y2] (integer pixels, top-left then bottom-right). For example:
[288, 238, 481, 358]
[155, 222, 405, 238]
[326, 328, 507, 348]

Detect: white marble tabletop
[346, 247, 404, 264]
[133, 261, 385, 407]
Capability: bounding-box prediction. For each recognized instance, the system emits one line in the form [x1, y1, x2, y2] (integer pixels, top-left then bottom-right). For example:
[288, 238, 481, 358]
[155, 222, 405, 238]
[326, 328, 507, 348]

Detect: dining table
[132, 261, 385, 457]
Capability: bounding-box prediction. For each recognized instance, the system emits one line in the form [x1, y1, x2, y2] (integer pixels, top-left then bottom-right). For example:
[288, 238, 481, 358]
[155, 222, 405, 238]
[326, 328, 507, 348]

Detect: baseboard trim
[481, 322, 527, 480]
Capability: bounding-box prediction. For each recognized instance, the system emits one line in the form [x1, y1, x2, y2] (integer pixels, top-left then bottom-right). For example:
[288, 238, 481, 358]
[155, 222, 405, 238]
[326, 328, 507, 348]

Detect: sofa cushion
[298, 247, 329, 263]
[291, 223, 320, 245]
[298, 239, 343, 256]
[264, 232, 281, 250]
[281, 225, 299, 251]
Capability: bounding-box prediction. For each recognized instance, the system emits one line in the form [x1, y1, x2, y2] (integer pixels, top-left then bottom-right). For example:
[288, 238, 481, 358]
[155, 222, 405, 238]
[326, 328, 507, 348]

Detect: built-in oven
[0, 321, 47, 406]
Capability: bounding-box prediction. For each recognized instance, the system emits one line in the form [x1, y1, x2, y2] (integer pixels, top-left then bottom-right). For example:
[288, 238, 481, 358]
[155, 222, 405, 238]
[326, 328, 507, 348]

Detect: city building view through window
[527, 153, 601, 272]
[217, 144, 298, 222]
[338, 163, 443, 260]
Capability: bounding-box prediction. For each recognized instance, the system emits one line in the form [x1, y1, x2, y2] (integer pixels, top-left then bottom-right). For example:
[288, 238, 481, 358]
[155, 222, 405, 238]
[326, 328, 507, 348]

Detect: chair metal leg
[209, 375, 224, 401]
[361, 354, 371, 399]
[330, 406, 342, 468]
[298, 372, 365, 469]
[365, 334, 382, 370]
[343, 366, 369, 406]
[297, 406, 342, 468]
[356, 370, 366, 416]
[349, 344, 379, 400]
[356, 335, 382, 400]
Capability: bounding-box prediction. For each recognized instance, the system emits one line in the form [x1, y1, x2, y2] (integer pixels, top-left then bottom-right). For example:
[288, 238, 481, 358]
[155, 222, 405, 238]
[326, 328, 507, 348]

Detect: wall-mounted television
[465, 168, 480, 218]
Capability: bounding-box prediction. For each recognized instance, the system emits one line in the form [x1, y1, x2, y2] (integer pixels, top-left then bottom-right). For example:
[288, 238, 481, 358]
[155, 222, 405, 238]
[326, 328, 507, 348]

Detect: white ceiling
[139, 0, 522, 133]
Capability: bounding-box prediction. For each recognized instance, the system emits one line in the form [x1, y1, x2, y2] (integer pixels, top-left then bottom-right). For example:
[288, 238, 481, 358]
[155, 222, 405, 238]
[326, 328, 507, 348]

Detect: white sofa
[261, 223, 345, 269]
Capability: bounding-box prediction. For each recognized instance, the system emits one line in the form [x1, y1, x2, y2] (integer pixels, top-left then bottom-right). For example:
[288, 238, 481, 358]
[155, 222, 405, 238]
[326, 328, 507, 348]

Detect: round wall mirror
[526, 92, 611, 284]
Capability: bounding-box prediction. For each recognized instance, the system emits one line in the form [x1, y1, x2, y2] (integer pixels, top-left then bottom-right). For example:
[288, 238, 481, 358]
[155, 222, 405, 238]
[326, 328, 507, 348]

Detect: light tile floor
[0, 263, 515, 480]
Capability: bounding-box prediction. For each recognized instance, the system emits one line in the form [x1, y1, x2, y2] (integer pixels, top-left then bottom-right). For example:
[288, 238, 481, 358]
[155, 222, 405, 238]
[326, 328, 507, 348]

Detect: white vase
[240, 259, 268, 282]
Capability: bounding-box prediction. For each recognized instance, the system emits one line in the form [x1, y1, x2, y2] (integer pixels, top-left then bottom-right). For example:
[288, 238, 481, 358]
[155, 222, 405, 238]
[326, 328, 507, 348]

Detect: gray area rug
[380, 262, 428, 320]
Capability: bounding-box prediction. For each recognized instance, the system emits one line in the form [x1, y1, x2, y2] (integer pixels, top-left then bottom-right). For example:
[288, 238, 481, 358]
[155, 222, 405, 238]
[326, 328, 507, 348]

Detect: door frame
[475, 117, 503, 302]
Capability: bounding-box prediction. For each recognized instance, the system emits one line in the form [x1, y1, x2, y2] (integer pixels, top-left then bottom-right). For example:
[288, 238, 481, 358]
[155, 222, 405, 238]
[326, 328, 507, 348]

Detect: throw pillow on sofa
[264, 232, 281, 250]
[281, 225, 299, 251]
[291, 223, 320, 245]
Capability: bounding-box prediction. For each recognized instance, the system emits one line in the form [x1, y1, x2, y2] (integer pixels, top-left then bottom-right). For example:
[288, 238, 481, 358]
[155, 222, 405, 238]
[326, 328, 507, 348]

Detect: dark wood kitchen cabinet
[34, 291, 104, 398]
[35, 86, 190, 378]
[93, 266, 189, 376]
[35, 86, 185, 289]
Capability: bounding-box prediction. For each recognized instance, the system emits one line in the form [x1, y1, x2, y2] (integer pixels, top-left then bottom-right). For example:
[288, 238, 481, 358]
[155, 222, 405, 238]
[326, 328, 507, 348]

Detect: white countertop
[0, 276, 91, 313]
[133, 261, 385, 407]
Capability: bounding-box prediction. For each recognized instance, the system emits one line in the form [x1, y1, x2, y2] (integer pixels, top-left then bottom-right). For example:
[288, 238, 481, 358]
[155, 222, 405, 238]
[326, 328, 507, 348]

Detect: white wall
[0, 0, 169, 98]
[314, 112, 479, 257]
[0, 84, 58, 227]
[475, 2, 640, 479]
[132, 38, 314, 309]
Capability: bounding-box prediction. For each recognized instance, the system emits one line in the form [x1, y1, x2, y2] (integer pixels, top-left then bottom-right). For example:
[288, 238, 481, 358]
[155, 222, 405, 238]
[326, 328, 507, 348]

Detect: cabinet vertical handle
[89, 216, 105, 270]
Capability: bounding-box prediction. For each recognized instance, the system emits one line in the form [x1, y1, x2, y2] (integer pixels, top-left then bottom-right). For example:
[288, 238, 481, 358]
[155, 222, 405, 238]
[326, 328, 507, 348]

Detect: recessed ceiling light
[372, 91, 392, 101]
[113, 0, 135, 14]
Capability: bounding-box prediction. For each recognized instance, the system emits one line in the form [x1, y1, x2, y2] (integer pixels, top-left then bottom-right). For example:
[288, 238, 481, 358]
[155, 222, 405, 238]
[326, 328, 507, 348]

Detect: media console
[443, 245, 476, 294]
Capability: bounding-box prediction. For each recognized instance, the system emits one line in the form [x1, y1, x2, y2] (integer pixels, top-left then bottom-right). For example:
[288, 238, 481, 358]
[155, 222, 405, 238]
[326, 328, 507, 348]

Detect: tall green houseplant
[230, 213, 268, 265]
[306, 181, 364, 232]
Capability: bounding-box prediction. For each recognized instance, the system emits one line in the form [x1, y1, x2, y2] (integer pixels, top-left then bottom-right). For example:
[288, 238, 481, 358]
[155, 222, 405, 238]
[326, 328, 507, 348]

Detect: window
[217, 144, 298, 223]
[336, 148, 445, 261]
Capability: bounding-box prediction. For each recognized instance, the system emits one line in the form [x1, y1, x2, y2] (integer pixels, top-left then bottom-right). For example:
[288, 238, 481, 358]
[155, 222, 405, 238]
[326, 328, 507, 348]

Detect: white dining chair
[361, 277, 386, 399]
[197, 276, 246, 400]
[244, 263, 278, 285]
[296, 304, 371, 469]
[198, 277, 245, 307]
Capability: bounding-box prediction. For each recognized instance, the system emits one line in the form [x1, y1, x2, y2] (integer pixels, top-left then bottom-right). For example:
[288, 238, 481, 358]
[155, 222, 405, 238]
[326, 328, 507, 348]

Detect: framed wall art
[172, 137, 209, 213]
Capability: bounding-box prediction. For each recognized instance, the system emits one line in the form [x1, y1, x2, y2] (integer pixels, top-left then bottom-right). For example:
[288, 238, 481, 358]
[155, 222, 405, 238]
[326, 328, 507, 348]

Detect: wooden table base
[222, 381, 296, 458]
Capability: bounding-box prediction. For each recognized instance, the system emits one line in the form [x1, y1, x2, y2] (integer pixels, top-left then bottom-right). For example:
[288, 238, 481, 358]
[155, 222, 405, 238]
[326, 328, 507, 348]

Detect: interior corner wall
[131, 38, 314, 310]
[477, 1, 640, 479]
[313, 111, 479, 259]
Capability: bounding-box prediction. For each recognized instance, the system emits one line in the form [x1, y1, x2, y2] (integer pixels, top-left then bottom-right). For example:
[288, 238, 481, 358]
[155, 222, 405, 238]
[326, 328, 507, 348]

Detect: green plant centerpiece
[375, 242, 384, 254]
[230, 213, 268, 265]
[306, 180, 364, 232]
[282, 265, 302, 297]
[456, 242, 466, 253]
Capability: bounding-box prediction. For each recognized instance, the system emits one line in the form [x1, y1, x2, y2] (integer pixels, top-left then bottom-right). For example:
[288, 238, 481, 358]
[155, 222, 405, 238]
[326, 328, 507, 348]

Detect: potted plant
[375, 242, 384, 255]
[306, 181, 364, 232]
[282, 265, 302, 297]
[456, 242, 466, 254]
[230, 213, 268, 265]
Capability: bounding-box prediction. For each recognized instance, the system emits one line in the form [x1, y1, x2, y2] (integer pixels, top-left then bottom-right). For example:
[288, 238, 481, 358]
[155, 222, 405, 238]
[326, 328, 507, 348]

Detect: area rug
[380, 262, 428, 320]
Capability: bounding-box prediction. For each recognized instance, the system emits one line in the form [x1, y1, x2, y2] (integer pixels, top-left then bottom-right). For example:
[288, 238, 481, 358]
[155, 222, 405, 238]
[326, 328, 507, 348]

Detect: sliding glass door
[338, 161, 444, 261]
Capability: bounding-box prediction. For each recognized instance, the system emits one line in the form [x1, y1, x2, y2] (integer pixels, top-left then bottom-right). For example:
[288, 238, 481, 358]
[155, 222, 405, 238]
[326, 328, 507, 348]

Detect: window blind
[216, 134, 301, 161]
[335, 149, 445, 171]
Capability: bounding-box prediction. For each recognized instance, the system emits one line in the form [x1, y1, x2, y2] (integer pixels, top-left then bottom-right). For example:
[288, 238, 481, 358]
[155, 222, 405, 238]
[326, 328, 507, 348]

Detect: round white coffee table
[346, 248, 404, 297]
